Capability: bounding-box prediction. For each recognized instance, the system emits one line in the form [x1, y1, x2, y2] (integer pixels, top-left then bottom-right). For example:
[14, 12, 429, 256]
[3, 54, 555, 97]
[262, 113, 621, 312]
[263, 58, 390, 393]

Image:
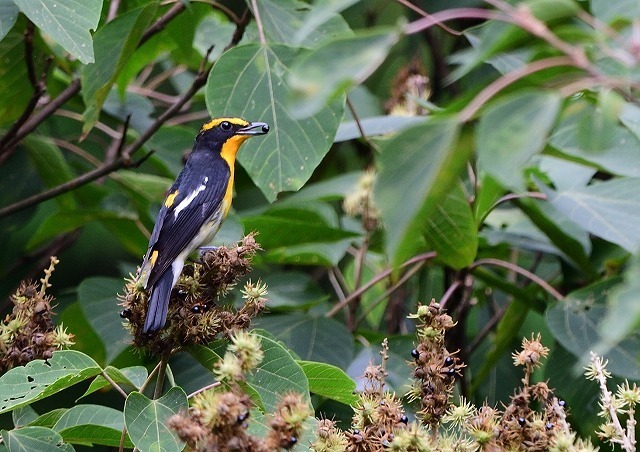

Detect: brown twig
[250, 0, 267, 45]
[469, 257, 564, 301]
[394, 0, 461, 35]
[404, 8, 509, 35]
[101, 370, 129, 399]
[326, 251, 438, 317]
[0, 23, 51, 154]
[0, 2, 187, 158]
[0, 58, 211, 219]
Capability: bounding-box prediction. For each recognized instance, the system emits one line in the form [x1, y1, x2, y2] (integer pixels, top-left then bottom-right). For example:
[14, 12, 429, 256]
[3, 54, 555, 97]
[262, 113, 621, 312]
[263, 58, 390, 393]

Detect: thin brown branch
[101, 370, 129, 399]
[326, 251, 438, 317]
[0, 59, 211, 219]
[394, 0, 461, 35]
[458, 56, 576, 122]
[1, 2, 187, 157]
[404, 8, 509, 35]
[107, 0, 120, 22]
[469, 257, 565, 301]
[354, 260, 425, 328]
[250, 0, 267, 45]
[140, 2, 186, 46]
[55, 109, 121, 138]
[153, 353, 170, 399]
[439, 279, 462, 310]
[187, 381, 222, 399]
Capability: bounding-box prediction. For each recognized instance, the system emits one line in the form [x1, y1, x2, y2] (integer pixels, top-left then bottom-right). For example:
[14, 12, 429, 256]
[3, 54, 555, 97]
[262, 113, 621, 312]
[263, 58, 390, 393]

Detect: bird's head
[197, 117, 269, 156]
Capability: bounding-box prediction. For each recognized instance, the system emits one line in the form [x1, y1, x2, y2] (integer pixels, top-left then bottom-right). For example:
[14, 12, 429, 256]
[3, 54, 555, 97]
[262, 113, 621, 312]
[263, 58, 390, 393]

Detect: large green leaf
[291, 0, 358, 45]
[423, 183, 478, 269]
[598, 256, 640, 351]
[242, 207, 359, 249]
[12, 0, 102, 64]
[53, 404, 133, 448]
[250, 0, 351, 47]
[78, 277, 131, 364]
[256, 314, 354, 369]
[0, 23, 31, 125]
[546, 277, 640, 379]
[550, 101, 640, 177]
[27, 209, 137, 250]
[2, 427, 72, 452]
[591, 0, 640, 24]
[476, 91, 561, 191]
[124, 387, 187, 452]
[334, 115, 426, 142]
[0, 351, 101, 414]
[298, 360, 357, 406]
[205, 43, 344, 201]
[288, 27, 400, 118]
[374, 118, 463, 269]
[81, 3, 157, 134]
[23, 136, 76, 212]
[0, 0, 18, 42]
[547, 178, 640, 253]
[247, 332, 311, 413]
[81, 365, 148, 399]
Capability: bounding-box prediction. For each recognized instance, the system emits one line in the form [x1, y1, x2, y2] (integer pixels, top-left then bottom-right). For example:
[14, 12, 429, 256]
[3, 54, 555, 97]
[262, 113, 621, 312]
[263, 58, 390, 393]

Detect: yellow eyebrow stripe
[165, 190, 179, 207]
[200, 117, 249, 132]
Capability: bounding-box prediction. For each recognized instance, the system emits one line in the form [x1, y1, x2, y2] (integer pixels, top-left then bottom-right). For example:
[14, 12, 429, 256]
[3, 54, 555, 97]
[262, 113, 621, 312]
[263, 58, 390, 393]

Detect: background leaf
[0, 351, 101, 414]
[374, 118, 463, 269]
[2, 426, 71, 452]
[477, 91, 561, 190]
[298, 360, 357, 405]
[124, 387, 187, 452]
[206, 43, 344, 201]
[12, 0, 102, 64]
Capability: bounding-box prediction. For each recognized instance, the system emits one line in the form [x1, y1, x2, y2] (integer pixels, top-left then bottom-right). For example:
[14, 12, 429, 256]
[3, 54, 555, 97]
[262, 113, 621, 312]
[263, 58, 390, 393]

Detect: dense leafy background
[0, 0, 639, 449]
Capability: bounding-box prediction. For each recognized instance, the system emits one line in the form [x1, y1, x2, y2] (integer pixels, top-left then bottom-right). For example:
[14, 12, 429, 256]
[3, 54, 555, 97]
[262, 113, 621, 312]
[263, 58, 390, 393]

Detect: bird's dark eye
[220, 121, 232, 130]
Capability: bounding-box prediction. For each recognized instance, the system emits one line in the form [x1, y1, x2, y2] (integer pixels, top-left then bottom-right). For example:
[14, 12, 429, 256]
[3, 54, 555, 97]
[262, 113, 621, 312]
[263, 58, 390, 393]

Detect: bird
[137, 117, 269, 332]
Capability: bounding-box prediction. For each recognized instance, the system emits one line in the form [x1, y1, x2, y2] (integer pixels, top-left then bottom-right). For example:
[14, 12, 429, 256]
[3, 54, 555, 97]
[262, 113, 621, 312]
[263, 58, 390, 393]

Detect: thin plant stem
[469, 258, 564, 301]
[250, 0, 266, 45]
[188, 381, 222, 400]
[101, 370, 129, 399]
[153, 353, 170, 400]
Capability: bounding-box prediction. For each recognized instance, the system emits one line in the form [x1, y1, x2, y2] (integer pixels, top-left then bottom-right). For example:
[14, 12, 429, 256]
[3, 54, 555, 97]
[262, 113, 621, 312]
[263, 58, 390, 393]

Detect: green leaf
[23, 136, 76, 211]
[0, 351, 101, 414]
[598, 256, 640, 350]
[288, 27, 400, 118]
[115, 171, 172, 203]
[78, 277, 131, 364]
[53, 404, 133, 448]
[260, 272, 327, 308]
[27, 209, 137, 250]
[547, 178, 640, 253]
[2, 426, 71, 452]
[374, 118, 463, 269]
[424, 183, 478, 269]
[124, 387, 187, 452]
[81, 366, 148, 399]
[242, 207, 359, 249]
[292, 0, 358, 45]
[12, 0, 102, 64]
[297, 360, 357, 405]
[12, 406, 39, 428]
[477, 91, 561, 190]
[550, 101, 640, 177]
[335, 115, 426, 142]
[591, 0, 640, 24]
[251, 0, 351, 47]
[0, 23, 32, 125]
[0, 0, 18, 41]
[205, 43, 344, 201]
[81, 3, 157, 134]
[516, 198, 595, 276]
[256, 314, 354, 369]
[247, 332, 311, 413]
[546, 277, 640, 379]
[26, 410, 67, 429]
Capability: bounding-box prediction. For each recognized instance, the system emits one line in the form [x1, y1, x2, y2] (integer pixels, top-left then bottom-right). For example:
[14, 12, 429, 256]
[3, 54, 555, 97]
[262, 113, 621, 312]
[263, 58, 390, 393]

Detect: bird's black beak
[237, 122, 270, 136]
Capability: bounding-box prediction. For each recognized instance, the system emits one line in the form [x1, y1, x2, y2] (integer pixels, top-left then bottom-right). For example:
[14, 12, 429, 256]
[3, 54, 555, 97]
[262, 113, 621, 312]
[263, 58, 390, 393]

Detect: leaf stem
[250, 0, 267, 45]
[469, 257, 564, 301]
[326, 251, 437, 317]
[153, 353, 170, 400]
[101, 370, 129, 399]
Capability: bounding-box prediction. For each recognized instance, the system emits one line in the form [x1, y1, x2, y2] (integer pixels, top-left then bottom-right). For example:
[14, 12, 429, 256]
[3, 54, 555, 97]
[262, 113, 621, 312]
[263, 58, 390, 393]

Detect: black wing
[144, 159, 230, 289]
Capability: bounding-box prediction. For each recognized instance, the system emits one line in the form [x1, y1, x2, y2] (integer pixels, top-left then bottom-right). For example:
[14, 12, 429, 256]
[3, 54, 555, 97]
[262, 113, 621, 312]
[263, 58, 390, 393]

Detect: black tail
[143, 268, 174, 333]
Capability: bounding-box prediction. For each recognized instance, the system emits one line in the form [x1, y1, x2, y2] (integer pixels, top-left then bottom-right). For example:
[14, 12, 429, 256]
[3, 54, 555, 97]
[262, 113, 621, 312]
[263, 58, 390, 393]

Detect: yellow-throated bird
[138, 117, 269, 332]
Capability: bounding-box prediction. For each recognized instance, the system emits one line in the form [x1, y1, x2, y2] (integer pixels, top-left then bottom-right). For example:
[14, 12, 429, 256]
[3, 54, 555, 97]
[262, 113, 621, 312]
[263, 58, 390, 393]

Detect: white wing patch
[174, 177, 208, 218]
